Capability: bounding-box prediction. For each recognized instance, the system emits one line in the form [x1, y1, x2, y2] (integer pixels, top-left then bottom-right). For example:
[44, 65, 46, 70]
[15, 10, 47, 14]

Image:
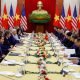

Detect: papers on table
[0, 71, 23, 77]
[15, 72, 23, 77]
[9, 52, 26, 57]
[45, 44, 51, 47]
[53, 43, 61, 46]
[71, 73, 80, 78]
[64, 49, 75, 55]
[45, 47, 52, 50]
[9, 52, 20, 56]
[1, 60, 25, 66]
[63, 68, 75, 72]
[64, 62, 80, 67]
[30, 47, 39, 50]
[0, 71, 15, 76]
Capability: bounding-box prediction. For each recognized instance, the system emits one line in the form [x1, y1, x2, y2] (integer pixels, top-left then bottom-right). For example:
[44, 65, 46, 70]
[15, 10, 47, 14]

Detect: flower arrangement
[35, 50, 48, 60]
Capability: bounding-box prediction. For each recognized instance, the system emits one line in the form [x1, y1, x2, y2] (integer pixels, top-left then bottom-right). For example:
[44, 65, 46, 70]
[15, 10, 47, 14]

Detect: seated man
[70, 38, 80, 58]
[11, 29, 20, 41]
[0, 34, 6, 61]
[17, 28, 22, 39]
[9, 29, 20, 45]
[54, 27, 59, 37]
[61, 32, 74, 48]
[56, 28, 65, 41]
[65, 38, 80, 65]
[3, 30, 13, 50]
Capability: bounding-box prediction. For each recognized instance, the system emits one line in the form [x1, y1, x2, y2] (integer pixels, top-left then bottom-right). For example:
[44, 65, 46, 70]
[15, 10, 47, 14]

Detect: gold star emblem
[15, 14, 20, 20]
[66, 15, 71, 22]
[2, 14, 8, 20]
[54, 14, 59, 21]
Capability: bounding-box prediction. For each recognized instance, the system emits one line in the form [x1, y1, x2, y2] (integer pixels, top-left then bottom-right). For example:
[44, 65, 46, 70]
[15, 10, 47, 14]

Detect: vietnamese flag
[53, 5, 60, 28]
[2, 4, 8, 30]
[78, 6, 80, 30]
[65, 5, 72, 31]
[14, 5, 20, 27]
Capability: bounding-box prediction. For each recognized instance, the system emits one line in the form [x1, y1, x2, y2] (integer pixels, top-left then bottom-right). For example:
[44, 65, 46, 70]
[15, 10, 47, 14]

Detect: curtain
[25, 0, 56, 32]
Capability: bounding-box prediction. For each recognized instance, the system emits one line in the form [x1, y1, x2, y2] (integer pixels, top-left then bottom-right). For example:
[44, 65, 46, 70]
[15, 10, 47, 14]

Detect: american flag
[72, 5, 78, 31]
[60, 5, 66, 29]
[20, 5, 27, 31]
[8, 4, 14, 29]
[0, 16, 2, 29]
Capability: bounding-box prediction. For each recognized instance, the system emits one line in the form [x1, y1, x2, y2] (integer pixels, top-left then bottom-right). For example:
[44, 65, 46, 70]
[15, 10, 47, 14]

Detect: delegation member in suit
[11, 29, 20, 41]
[8, 29, 20, 46]
[17, 28, 22, 39]
[65, 38, 80, 65]
[57, 28, 65, 41]
[61, 32, 74, 48]
[0, 34, 6, 60]
[3, 30, 12, 50]
[70, 38, 80, 58]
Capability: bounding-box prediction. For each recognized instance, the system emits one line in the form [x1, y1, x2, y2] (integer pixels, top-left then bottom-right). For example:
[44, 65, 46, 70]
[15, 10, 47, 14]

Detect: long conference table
[0, 33, 80, 80]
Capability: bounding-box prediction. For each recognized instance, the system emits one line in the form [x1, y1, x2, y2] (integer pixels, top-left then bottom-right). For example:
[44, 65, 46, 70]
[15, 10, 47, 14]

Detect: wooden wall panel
[56, 0, 63, 14]
[17, 0, 25, 13]
[0, 0, 1, 15]
[17, 0, 63, 14]
[0, 0, 63, 17]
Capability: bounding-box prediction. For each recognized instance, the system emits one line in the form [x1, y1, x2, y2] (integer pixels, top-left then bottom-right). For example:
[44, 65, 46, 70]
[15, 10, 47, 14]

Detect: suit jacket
[70, 44, 80, 58]
[3, 38, 11, 49]
[78, 60, 80, 65]
[8, 35, 20, 45]
[61, 37, 74, 48]
[0, 43, 2, 57]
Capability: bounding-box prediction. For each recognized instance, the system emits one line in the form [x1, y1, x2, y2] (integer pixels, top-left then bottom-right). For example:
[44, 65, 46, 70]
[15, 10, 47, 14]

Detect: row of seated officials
[0, 27, 26, 62]
[54, 27, 80, 65]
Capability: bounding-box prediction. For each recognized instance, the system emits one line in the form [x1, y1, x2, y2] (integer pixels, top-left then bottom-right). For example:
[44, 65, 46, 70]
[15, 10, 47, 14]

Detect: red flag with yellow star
[14, 5, 20, 27]
[78, 6, 80, 29]
[65, 5, 72, 31]
[53, 5, 60, 28]
[2, 4, 8, 30]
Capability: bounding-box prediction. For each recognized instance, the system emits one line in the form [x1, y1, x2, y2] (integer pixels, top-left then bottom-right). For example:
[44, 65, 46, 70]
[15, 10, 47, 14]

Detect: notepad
[64, 49, 75, 55]
[0, 71, 15, 76]
[9, 52, 20, 56]
[1, 60, 25, 66]
[0, 71, 23, 77]
[63, 68, 75, 72]
[71, 73, 80, 78]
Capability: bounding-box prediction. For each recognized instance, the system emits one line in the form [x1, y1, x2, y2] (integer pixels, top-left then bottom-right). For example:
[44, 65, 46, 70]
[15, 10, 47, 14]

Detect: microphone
[60, 65, 68, 77]
[53, 60, 61, 66]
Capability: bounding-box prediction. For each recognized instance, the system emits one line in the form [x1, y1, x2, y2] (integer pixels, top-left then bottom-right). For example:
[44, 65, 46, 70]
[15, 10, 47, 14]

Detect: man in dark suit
[61, 32, 74, 48]
[70, 38, 80, 58]
[3, 30, 12, 50]
[0, 35, 6, 61]
[8, 34, 20, 46]
[65, 38, 80, 65]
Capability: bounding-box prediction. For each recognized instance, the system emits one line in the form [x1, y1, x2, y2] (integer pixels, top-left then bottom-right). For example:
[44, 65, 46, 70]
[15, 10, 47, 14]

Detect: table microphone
[60, 65, 68, 77]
